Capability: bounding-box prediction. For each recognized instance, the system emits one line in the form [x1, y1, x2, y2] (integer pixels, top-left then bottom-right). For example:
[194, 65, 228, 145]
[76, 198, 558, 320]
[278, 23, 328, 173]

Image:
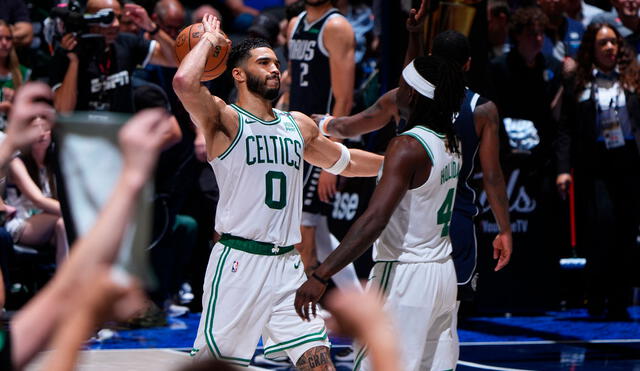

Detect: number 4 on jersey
[437, 188, 455, 237]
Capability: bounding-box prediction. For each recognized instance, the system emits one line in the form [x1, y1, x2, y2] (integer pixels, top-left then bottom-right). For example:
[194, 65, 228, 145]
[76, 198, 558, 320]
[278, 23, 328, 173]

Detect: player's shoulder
[288, 111, 318, 139]
[324, 12, 353, 33]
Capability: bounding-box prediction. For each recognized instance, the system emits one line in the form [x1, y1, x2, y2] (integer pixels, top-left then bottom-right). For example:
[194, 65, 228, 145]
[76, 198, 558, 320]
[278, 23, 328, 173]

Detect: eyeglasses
[0, 36, 13, 41]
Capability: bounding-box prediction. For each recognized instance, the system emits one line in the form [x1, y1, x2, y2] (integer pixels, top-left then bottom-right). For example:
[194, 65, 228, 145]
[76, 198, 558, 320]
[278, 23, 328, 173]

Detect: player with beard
[173, 15, 382, 370]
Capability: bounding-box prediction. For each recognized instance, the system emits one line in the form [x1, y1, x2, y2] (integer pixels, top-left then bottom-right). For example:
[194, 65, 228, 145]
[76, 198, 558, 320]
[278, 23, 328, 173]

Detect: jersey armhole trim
[231, 104, 281, 125]
[400, 132, 435, 165]
[415, 125, 446, 139]
[286, 112, 305, 148]
[318, 12, 342, 57]
[218, 112, 244, 160]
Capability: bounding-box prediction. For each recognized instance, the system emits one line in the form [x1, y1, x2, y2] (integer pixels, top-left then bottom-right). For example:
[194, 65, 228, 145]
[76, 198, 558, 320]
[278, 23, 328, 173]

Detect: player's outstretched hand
[6, 82, 55, 151]
[493, 231, 512, 271]
[202, 14, 230, 47]
[406, 0, 428, 33]
[294, 278, 327, 321]
[119, 108, 172, 188]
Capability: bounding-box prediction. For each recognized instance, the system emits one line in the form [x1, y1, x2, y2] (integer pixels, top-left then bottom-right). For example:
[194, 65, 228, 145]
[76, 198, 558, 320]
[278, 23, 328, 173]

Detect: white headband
[402, 60, 435, 99]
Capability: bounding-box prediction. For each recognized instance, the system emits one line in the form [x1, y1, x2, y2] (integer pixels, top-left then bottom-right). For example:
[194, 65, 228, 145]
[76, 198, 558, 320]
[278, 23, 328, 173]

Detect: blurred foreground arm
[10, 109, 171, 370]
[325, 288, 401, 371]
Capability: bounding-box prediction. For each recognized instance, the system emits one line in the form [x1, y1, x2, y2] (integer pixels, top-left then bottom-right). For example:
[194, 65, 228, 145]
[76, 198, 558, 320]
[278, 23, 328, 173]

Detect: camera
[44, 1, 114, 57]
[48, 1, 115, 35]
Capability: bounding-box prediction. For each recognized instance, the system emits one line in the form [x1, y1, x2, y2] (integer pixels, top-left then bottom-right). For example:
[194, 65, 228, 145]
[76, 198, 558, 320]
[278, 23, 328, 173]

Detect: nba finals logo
[231, 261, 239, 273]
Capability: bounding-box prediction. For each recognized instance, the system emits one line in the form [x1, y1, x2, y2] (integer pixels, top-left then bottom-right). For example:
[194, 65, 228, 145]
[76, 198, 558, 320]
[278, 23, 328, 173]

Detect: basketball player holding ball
[173, 15, 382, 369]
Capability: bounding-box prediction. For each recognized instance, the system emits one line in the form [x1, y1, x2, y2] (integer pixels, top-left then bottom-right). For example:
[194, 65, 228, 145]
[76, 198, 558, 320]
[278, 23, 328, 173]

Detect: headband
[402, 60, 435, 99]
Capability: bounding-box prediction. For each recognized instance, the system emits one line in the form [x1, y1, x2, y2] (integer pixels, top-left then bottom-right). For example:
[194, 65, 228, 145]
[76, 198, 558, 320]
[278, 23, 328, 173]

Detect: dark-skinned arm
[404, 0, 427, 66]
[295, 135, 431, 320]
[317, 89, 399, 139]
[476, 101, 512, 271]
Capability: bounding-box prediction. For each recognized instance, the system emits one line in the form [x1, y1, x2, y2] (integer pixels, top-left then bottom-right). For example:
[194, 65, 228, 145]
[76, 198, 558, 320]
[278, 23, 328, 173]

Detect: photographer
[51, 0, 177, 113]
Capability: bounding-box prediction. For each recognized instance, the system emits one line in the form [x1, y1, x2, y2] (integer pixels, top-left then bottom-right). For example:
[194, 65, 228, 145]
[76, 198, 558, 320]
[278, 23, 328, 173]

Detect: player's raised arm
[293, 112, 383, 177]
[173, 14, 230, 135]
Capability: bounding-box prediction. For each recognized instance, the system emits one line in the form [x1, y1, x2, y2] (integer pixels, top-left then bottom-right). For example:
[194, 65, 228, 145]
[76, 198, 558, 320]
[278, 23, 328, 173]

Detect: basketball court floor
[22, 306, 640, 370]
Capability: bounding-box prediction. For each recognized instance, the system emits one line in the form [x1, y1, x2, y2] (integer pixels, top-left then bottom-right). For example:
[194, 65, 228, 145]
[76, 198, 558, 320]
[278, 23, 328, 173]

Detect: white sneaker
[179, 282, 195, 304]
[167, 304, 189, 318]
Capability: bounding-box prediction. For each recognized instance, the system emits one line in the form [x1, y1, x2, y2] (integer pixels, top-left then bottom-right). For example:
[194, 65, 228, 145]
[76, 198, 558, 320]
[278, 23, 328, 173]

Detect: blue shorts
[450, 211, 477, 285]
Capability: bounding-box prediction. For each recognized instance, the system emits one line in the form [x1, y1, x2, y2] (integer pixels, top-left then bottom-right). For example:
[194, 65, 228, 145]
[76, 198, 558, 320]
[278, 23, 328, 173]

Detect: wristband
[318, 115, 334, 137]
[325, 142, 350, 175]
[148, 23, 160, 36]
[311, 272, 329, 285]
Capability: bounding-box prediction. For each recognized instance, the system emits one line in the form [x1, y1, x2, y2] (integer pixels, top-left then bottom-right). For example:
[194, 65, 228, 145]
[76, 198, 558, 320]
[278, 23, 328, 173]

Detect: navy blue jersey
[450, 89, 482, 285]
[288, 9, 341, 115]
[453, 89, 481, 218]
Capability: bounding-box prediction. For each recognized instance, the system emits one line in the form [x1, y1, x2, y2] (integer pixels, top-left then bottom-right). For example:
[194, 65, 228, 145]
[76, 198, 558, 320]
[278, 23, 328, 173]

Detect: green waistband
[219, 234, 295, 256]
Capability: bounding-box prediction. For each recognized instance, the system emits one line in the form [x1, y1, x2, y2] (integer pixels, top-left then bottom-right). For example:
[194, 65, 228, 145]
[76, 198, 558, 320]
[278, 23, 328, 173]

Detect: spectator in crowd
[0, 0, 33, 47]
[566, 0, 604, 27]
[152, 0, 186, 40]
[5, 117, 69, 265]
[487, 6, 563, 310]
[488, 0, 511, 60]
[538, 0, 584, 73]
[248, 13, 281, 47]
[51, 0, 177, 113]
[120, 0, 142, 35]
[192, 5, 223, 24]
[591, 0, 639, 38]
[0, 20, 30, 128]
[556, 22, 640, 320]
[489, 6, 563, 137]
[226, 0, 288, 32]
[336, 0, 376, 66]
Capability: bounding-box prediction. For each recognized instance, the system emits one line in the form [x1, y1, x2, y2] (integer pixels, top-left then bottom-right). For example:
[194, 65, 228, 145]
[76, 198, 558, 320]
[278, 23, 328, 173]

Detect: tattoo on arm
[362, 101, 383, 120]
[296, 346, 334, 371]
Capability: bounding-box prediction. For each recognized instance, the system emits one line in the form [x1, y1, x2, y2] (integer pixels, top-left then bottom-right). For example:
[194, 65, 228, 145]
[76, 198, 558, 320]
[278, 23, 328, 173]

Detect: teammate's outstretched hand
[406, 0, 428, 33]
[294, 277, 327, 321]
[6, 82, 55, 151]
[493, 231, 512, 271]
[119, 108, 172, 188]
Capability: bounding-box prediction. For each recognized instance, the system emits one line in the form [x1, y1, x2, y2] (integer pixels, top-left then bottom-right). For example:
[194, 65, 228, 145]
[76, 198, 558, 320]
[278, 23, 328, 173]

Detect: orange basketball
[175, 23, 229, 81]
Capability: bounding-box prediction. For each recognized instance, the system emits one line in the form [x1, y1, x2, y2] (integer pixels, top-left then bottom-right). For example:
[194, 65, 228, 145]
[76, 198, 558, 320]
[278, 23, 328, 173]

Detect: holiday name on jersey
[245, 135, 302, 169]
[440, 160, 460, 185]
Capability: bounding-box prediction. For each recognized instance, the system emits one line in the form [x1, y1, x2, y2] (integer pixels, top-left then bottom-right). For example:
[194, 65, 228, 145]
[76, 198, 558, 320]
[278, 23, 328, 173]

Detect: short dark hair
[431, 30, 470, 67]
[227, 38, 274, 69]
[509, 7, 548, 42]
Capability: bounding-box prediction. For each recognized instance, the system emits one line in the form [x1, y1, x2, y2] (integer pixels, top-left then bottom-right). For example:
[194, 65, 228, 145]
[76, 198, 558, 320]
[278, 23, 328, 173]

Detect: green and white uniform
[191, 105, 329, 366]
[356, 126, 461, 371]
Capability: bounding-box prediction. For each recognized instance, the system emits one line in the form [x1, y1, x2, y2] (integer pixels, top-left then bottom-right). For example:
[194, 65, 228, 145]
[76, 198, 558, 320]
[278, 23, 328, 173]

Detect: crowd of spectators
[0, 0, 637, 341]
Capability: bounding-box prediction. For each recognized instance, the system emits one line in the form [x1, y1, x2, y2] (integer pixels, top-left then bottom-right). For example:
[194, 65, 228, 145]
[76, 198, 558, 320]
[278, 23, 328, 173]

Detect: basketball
[175, 23, 229, 81]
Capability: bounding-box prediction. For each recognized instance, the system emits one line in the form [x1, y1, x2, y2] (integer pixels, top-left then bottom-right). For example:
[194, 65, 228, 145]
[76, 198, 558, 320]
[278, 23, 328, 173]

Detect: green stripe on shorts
[204, 246, 252, 365]
[263, 328, 328, 355]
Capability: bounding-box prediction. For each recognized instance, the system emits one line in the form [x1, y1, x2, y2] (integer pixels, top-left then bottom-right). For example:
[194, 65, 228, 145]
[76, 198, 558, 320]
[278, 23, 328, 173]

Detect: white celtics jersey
[373, 126, 461, 263]
[210, 104, 305, 247]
